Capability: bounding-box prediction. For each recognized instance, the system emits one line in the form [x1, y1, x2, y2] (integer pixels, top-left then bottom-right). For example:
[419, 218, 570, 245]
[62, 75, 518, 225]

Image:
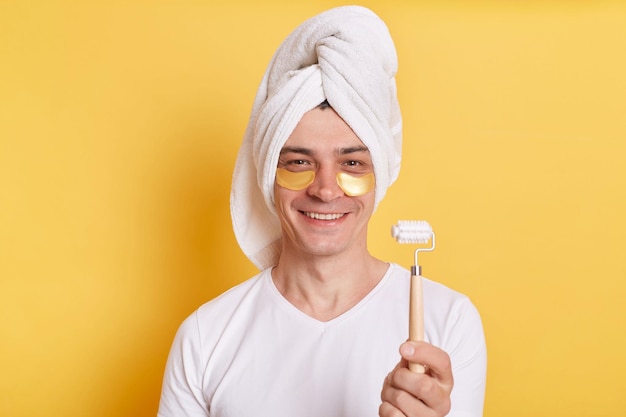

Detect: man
[158, 6, 486, 417]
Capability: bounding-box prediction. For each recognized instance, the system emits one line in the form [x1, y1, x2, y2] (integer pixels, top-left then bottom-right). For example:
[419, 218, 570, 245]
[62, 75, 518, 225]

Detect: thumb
[400, 341, 426, 373]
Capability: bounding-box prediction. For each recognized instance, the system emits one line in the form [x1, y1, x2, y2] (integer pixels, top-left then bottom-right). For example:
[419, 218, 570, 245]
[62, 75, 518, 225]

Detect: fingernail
[401, 342, 415, 356]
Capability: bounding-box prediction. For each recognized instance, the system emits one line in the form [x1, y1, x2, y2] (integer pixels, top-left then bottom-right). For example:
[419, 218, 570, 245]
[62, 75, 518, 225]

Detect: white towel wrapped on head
[230, 5, 403, 270]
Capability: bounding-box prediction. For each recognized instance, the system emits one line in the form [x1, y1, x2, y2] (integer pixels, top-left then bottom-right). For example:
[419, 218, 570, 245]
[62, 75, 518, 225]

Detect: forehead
[282, 107, 368, 152]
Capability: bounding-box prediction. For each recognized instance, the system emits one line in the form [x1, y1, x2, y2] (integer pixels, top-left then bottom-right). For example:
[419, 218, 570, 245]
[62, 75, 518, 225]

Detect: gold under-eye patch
[276, 168, 315, 190]
[276, 168, 375, 197]
[336, 172, 375, 196]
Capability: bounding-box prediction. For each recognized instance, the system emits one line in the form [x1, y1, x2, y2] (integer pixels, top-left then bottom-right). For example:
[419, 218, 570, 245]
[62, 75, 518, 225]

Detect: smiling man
[271, 103, 386, 323]
[158, 6, 486, 417]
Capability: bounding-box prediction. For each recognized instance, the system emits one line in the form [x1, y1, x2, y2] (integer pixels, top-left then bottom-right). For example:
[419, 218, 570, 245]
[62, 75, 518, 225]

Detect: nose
[307, 166, 343, 202]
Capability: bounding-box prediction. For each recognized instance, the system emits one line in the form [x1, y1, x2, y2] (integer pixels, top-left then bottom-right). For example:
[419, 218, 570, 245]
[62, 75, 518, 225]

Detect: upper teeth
[305, 212, 344, 220]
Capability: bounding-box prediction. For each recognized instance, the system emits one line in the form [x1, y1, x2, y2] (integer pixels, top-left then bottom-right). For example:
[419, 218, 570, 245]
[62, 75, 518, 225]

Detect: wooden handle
[409, 273, 426, 373]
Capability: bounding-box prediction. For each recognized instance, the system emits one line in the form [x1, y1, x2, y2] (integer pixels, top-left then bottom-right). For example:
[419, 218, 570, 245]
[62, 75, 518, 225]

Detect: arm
[157, 313, 209, 417]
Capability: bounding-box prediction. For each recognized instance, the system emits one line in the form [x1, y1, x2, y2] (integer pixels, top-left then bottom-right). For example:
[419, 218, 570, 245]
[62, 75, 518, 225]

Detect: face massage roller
[391, 220, 435, 373]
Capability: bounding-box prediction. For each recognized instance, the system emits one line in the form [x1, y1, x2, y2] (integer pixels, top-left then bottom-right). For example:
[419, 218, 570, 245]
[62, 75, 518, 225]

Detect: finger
[388, 367, 451, 417]
[400, 342, 453, 386]
[378, 401, 403, 417]
[380, 379, 433, 417]
[391, 345, 453, 417]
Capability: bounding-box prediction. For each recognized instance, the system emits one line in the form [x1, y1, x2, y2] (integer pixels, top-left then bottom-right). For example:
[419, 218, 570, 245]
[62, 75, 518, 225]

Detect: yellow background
[1, 1, 625, 416]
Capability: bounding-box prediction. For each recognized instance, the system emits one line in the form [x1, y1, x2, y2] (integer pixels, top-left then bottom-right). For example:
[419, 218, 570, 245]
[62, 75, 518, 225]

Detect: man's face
[274, 107, 376, 260]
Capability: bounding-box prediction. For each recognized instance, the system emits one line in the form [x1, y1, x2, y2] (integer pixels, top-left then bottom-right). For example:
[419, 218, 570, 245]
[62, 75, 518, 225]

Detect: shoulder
[423, 277, 476, 313]
[386, 263, 484, 347]
[421, 276, 486, 375]
[385, 263, 474, 308]
[197, 271, 267, 313]
[174, 270, 270, 341]
[200, 270, 271, 319]
[422, 277, 484, 340]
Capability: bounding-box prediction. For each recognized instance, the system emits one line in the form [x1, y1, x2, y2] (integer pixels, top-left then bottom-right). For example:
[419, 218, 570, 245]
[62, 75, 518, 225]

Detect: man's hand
[379, 341, 454, 417]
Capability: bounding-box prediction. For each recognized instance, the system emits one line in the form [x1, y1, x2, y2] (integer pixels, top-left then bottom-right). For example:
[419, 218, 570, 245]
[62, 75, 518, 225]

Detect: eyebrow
[280, 146, 313, 156]
[338, 146, 369, 155]
[280, 145, 370, 156]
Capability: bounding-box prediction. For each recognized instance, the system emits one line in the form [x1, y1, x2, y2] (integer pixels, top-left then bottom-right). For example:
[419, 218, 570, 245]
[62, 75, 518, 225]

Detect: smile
[303, 212, 345, 220]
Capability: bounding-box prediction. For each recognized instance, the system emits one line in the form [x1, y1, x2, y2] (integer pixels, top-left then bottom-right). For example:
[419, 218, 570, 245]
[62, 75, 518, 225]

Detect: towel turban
[230, 5, 402, 269]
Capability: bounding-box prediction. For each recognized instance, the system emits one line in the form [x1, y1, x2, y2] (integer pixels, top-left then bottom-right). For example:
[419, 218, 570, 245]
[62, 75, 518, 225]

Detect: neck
[271, 250, 388, 322]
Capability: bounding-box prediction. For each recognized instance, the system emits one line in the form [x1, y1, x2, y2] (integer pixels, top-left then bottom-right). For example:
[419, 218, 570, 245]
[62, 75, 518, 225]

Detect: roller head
[391, 220, 433, 244]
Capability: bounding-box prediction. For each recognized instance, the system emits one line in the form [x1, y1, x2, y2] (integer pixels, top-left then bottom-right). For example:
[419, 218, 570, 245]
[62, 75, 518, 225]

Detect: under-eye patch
[276, 168, 375, 197]
[275, 168, 315, 190]
[336, 172, 375, 196]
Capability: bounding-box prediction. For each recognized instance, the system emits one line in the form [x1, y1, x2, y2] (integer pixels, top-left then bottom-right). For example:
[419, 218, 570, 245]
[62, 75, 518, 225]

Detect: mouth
[302, 211, 345, 221]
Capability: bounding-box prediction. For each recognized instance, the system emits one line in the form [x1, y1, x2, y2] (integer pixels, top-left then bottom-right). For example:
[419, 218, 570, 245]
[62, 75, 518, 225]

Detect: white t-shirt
[158, 263, 486, 417]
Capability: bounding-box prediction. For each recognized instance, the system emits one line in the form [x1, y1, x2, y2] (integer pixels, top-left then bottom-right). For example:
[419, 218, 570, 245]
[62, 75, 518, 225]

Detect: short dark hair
[317, 99, 332, 110]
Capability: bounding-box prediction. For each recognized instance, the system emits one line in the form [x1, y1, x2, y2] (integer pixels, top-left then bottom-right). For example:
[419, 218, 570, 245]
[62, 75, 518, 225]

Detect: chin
[297, 239, 353, 258]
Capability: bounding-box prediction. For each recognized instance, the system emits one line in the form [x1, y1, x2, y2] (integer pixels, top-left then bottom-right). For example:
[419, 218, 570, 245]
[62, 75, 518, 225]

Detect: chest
[203, 301, 407, 417]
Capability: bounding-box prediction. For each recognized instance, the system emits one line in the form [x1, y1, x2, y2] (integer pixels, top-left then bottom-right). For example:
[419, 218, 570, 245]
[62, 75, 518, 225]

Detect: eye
[278, 157, 313, 171]
[341, 159, 371, 174]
